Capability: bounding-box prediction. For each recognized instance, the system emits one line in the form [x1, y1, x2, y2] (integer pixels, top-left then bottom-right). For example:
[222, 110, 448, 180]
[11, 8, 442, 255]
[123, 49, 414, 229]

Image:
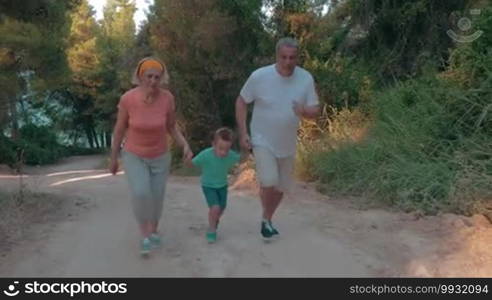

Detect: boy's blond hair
[213, 127, 234, 143]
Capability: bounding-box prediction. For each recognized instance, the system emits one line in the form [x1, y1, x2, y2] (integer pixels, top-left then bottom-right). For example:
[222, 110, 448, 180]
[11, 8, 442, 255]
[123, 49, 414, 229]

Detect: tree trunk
[105, 131, 112, 148]
[9, 96, 19, 141]
[84, 125, 94, 148]
[92, 127, 100, 148]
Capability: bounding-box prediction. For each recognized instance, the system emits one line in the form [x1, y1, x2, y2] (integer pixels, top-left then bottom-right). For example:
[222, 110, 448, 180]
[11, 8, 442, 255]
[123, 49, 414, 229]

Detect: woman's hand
[182, 144, 193, 162]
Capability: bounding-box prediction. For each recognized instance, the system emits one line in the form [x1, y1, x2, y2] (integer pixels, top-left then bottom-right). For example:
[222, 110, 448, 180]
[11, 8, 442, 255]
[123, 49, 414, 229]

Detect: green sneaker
[206, 231, 217, 244]
[149, 233, 161, 248]
[140, 237, 151, 256]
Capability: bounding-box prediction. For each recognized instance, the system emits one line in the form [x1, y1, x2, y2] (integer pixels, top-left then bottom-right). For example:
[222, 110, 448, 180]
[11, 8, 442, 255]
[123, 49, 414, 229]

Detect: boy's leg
[202, 186, 221, 231]
[217, 185, 228, 220]
[208, 205, 222, 231]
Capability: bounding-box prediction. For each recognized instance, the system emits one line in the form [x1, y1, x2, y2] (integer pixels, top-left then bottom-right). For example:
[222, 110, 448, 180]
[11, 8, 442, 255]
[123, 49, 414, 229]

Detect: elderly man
[235, 37, 320, 239]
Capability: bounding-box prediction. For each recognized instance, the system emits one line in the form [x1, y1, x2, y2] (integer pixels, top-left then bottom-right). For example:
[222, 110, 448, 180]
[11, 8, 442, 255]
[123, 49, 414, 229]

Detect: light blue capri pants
[121, 150, 171, 224]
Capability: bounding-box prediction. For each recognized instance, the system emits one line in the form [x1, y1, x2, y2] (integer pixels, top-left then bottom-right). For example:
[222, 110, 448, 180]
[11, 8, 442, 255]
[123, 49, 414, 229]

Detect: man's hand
[293, 102, 305, 118]
[294, 102, 320, 119]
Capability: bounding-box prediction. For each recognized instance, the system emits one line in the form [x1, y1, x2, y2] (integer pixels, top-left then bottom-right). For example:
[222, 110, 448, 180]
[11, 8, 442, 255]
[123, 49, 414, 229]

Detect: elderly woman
[110, 57, 192, 256]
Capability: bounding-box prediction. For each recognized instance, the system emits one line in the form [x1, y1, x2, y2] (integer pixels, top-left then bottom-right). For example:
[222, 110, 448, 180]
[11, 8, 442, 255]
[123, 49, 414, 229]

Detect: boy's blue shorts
[201, 185, 228, 210]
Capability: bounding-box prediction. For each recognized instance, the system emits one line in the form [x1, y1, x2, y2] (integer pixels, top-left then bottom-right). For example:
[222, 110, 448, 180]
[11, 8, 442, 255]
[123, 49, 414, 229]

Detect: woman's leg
[149, 152, 171, 233]
[121, 151, 153, 238]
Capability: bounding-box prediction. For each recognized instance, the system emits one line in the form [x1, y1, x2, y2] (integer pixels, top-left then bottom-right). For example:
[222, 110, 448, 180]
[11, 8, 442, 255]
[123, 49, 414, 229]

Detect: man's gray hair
[276, 37, 299, 53]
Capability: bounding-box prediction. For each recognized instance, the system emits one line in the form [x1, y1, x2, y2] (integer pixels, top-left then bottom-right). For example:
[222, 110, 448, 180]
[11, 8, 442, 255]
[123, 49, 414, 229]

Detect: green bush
[64, 146, 107, 156]
[312, 74, 491, 215]
[16, 124, 64, 165]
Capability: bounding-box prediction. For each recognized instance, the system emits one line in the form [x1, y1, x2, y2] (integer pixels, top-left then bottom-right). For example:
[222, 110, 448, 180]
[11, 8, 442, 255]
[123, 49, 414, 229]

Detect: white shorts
[252, 146, 294, 193]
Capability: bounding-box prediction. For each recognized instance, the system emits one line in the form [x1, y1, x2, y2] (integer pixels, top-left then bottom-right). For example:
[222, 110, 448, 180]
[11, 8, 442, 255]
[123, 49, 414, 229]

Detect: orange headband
[138, 59, 164, 77]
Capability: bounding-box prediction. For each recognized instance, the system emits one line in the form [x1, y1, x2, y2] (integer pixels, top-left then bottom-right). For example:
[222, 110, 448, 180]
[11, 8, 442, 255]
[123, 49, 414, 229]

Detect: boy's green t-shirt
[192, 147, 240, 188]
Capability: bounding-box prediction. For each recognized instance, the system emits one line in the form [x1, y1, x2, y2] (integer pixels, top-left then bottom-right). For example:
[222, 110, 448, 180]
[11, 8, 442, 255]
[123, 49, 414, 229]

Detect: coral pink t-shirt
[118, 88, 174, 158]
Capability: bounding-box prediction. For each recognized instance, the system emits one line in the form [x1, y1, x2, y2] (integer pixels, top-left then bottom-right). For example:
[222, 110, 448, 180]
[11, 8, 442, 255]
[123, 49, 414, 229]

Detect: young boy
[186, 127, 245, 243]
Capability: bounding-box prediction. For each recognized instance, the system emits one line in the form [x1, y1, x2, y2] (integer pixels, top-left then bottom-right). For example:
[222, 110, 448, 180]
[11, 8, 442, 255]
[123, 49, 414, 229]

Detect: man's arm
[302, 105, 320, 119]
[293, 103, 320, 120]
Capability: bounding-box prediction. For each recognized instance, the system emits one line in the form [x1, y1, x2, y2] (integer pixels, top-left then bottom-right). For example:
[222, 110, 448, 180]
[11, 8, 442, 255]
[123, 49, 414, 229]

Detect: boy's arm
[188, 150, 203, 169]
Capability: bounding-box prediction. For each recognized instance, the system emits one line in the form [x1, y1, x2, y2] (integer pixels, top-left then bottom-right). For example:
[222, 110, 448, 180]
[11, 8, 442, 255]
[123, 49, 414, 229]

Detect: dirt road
[0, 155, 491, 277]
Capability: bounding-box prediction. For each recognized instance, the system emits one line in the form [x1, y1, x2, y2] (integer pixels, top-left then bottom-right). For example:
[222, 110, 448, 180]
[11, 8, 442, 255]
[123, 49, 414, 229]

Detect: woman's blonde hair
[131, 57, 170, 86]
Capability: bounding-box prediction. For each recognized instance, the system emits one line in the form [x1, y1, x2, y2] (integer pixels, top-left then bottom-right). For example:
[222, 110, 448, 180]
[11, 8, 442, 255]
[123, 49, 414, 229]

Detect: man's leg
[267, 155, 294, 234]
[260, 186, 282, 221]
[253, 147, 282, 239]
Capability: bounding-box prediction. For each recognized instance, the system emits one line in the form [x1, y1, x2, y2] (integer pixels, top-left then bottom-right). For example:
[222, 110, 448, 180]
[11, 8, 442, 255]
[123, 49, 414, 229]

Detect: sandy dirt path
[0, 155, 491, 277]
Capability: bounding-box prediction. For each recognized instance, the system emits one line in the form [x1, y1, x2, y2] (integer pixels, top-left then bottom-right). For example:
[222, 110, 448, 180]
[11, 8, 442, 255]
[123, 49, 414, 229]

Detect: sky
[88, 0, 153, 28]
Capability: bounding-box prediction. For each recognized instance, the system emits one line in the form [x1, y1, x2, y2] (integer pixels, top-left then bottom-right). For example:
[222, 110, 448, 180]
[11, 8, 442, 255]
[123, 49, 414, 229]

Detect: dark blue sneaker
[269, 221, 279, 235]
[261, 221, 274, 239]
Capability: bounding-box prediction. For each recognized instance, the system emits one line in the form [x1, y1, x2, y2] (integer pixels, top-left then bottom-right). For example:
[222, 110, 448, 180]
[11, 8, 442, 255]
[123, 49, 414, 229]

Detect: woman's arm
[235, 95, 251, 151]
[166, 94, 193, 161]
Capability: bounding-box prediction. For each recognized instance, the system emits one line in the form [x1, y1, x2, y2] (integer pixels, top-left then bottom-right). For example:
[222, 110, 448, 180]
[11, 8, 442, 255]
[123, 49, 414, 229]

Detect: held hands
[239, 133, 252, 152]
[182, 144, 193, 163]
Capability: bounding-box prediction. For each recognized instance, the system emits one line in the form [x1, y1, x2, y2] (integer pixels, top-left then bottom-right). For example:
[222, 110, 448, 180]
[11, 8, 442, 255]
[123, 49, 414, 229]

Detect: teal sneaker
[140, 237, 151, 256]
[149, 233, 161, 248]
[206, 231, 217, 244]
